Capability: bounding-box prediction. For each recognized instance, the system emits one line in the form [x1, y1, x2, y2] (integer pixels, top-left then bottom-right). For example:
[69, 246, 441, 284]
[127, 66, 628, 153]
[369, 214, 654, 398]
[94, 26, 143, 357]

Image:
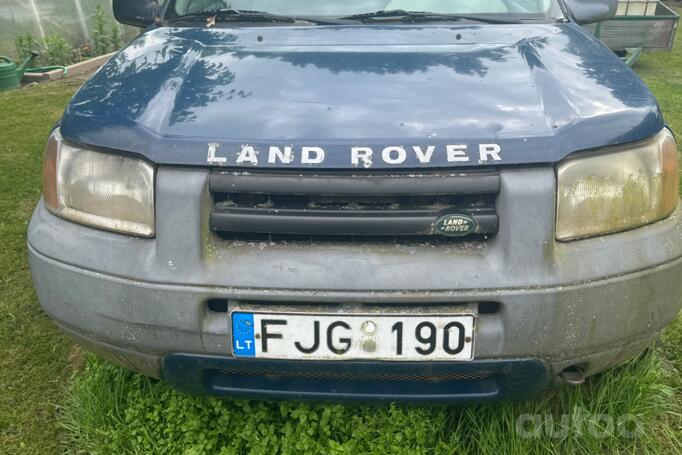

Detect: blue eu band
[232, 312, 256, 357]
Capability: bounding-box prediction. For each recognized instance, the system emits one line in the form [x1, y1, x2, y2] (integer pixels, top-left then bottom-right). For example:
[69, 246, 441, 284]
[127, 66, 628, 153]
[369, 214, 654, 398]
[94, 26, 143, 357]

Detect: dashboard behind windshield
[167, 0, 565, 21]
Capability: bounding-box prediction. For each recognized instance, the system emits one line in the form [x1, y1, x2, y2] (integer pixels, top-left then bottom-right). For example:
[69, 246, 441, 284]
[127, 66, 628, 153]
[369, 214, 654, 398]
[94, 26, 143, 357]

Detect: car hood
[60, 23, 663, 169]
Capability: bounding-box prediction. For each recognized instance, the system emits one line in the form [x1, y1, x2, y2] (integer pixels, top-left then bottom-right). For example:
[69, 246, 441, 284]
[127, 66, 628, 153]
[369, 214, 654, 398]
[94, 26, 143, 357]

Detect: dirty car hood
[60, 24, 663, 169]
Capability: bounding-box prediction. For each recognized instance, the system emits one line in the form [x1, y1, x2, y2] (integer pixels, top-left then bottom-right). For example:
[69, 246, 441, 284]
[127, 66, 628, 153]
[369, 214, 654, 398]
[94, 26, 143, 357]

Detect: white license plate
[231, 312, 475, 361]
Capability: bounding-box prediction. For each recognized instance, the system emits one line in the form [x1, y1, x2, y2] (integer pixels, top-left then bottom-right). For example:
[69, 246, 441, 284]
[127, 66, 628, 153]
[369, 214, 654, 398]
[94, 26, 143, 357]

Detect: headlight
[42, 129, 155, 237]
[556, 129, 679, 241]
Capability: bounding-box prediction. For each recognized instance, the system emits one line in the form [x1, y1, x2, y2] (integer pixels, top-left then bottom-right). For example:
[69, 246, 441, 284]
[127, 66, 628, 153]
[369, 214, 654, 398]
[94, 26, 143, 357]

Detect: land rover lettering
[206, 144, 504, 167]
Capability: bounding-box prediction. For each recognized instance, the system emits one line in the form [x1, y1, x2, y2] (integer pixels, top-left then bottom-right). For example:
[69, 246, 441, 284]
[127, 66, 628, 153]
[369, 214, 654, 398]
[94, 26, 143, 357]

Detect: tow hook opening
[559, 364, 587, 385]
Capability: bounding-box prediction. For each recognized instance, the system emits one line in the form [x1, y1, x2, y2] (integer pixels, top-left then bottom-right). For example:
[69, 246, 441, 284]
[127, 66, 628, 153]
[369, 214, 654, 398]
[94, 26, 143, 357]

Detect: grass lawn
[1, 14, 682, 454]
[0, 80, 84, 454]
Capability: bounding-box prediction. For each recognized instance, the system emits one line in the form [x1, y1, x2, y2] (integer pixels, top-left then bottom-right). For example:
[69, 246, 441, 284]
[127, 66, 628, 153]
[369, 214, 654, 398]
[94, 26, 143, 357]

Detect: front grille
[209, 170, 499, 241]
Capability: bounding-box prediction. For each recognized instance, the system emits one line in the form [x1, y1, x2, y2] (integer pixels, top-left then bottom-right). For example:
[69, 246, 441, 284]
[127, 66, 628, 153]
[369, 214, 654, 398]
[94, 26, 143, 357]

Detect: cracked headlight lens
[556, 129, 679, 241]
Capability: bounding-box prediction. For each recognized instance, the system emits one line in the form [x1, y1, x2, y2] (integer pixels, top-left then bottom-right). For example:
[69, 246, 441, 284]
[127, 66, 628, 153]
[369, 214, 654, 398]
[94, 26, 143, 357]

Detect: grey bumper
[28, 167, 682, 385]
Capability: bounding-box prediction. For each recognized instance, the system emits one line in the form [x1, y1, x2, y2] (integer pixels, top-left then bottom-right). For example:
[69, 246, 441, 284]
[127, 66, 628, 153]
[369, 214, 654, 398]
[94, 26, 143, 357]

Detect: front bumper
[28, 167, 682, 401]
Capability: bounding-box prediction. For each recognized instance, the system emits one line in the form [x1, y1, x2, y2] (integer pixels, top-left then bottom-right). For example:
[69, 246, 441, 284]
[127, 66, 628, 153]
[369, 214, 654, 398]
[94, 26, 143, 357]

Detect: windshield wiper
[168, 8, 342, 25]
[339, 9, 522, 25]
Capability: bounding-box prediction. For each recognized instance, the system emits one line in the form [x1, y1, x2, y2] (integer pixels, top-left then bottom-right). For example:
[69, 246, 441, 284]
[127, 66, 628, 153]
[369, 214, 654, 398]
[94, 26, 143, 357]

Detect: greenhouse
[0, 0, 135, 59]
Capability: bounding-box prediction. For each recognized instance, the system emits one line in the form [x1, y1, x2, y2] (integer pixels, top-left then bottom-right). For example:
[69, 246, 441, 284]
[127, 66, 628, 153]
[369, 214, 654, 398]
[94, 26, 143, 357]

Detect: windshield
[166, 0, 565, 21]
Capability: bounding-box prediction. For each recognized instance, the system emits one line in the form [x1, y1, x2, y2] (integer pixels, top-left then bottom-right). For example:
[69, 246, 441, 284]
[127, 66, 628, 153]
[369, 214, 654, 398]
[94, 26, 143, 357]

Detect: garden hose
[24, 66, 68, 76]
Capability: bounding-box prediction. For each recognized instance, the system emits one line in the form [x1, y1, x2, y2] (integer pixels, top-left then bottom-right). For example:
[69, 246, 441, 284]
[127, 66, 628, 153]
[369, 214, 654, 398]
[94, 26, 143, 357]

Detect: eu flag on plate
[231, 312, 256, 357]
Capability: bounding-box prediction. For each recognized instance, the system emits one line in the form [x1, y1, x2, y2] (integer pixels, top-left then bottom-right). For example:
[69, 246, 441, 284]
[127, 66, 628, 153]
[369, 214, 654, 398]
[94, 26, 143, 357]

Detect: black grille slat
[209, 170, 500, 240]
[212, 208, 498, 236]
[209, 171, 500, 196]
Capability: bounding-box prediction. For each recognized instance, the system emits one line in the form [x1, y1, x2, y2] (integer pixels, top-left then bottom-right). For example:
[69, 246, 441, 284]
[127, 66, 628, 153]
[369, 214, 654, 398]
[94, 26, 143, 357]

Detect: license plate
[231, 312, 475, 361]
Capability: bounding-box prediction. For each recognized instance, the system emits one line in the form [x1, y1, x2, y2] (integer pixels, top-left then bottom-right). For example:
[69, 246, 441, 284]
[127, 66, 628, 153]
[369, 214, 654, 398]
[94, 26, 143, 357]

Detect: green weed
[61, 352, 681, 454]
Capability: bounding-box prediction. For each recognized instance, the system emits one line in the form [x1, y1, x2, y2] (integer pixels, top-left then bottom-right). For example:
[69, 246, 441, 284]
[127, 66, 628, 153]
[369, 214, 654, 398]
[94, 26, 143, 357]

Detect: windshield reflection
[168, 0, 564, 20]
